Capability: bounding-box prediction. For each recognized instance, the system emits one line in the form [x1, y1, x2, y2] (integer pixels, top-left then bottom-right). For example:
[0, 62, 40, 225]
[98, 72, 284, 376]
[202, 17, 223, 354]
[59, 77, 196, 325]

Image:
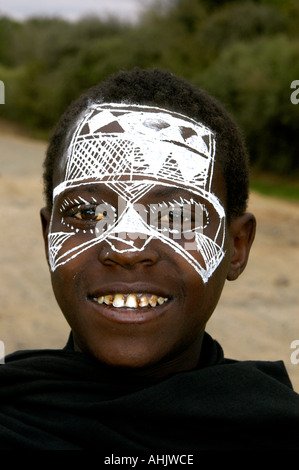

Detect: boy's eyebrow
[56, 183, 197, 203]
[57, 184, 110, 201]
[149, 185, 195, 200]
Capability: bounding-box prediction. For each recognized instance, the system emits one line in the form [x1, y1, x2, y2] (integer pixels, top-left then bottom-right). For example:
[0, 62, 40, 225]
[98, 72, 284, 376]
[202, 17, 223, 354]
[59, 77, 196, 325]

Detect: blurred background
[1, 0, 299, 183]
[0, 0, 298, 390]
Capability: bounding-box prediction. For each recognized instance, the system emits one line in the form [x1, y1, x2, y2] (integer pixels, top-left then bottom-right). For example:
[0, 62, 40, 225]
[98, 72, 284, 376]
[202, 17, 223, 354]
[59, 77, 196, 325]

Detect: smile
[94, 293, 169, 309]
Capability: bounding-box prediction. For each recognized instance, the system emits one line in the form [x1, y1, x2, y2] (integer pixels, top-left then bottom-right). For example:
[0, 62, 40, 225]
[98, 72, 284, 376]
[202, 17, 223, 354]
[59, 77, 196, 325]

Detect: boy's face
[41, 104, 255, 374]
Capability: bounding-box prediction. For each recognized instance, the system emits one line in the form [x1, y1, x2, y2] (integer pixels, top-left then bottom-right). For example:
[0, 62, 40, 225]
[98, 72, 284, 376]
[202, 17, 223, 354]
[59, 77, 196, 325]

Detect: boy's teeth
[96, 293, 168, 308]
[125, 294, 138, 308]
[112, 294, 125, 308]
[103, 295, 113, 305]
[139, 295, 149, 307]
[149, 295, 158, 307]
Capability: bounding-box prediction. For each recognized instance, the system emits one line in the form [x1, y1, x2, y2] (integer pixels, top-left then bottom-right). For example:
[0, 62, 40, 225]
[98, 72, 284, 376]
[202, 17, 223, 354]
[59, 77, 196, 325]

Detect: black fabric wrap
[0, 333, 298, 450]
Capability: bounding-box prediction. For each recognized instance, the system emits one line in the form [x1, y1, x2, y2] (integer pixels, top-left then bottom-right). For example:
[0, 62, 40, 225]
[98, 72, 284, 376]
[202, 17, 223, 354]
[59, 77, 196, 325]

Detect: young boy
[0, 68, 298, 450]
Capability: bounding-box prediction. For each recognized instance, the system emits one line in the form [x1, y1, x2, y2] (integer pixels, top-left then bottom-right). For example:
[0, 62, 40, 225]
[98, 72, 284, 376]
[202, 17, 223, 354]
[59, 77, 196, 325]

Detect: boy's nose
[96, 204, 160, 268]
[98, 238, 160, 269]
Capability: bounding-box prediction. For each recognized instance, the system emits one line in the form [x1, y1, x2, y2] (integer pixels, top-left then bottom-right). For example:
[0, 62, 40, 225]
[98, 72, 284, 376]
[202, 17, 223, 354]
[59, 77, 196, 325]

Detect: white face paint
[49, 103, 226, 283]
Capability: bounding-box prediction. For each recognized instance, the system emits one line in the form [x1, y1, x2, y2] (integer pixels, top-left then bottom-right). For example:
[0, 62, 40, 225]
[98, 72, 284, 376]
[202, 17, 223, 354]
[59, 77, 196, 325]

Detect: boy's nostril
[98, 240, 160, 268]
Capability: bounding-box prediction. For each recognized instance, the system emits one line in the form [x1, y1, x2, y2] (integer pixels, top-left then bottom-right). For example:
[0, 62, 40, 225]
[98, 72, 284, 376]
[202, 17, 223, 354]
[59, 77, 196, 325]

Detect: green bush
[196, 1, 288, 59]
[197, 35, 299, 172]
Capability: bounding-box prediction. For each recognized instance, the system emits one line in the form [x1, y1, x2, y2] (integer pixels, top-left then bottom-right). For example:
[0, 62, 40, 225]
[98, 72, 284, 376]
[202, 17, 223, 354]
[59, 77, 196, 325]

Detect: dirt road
[0, 127, 298, 391]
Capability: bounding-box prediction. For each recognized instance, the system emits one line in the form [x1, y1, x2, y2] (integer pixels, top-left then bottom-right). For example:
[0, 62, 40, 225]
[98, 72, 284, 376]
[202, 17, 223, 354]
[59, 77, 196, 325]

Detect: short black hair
[43, 67, 250, 219]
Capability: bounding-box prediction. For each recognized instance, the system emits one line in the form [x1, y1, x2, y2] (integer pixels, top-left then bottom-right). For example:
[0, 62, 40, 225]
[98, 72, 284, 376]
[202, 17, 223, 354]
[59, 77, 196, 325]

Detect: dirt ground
[0, 124, 298, 392]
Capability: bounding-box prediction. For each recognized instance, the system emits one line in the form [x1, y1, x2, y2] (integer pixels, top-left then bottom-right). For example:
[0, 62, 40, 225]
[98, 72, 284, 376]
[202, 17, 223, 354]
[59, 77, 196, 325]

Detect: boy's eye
[160, 207, 194, 224]
[150, 202, 207, 233]
[150, 206, 195, 232]
[161, 210, 179, 223]
[72, 206, 107, 222]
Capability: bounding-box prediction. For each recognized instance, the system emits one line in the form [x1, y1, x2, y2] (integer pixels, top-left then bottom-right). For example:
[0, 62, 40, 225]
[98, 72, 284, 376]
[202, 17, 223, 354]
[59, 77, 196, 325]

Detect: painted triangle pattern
[63, 104, 215, 192]
[48, 232, 75, 271]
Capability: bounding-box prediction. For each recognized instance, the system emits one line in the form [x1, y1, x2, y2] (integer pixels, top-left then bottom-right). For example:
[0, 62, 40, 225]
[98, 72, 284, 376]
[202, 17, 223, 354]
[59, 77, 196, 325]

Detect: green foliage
[0, 0, 299, 174]
[250, 176, 299, 200]
[197, 35, 299, 172]
[196, 1, 287, 58]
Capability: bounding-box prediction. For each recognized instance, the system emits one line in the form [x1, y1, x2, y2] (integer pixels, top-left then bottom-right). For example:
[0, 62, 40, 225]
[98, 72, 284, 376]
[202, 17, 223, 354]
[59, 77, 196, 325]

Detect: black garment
[0, 333, 298, 450]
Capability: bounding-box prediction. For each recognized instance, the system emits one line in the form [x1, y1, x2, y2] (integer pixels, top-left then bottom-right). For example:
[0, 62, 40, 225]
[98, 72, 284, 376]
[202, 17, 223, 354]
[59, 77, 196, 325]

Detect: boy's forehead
[54, 103, 216, 200]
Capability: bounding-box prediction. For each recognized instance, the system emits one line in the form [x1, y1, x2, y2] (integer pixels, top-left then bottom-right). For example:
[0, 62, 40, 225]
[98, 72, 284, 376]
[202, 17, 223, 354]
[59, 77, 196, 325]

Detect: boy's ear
[227, 212, 256, 281]
[40, 207, 51, 265]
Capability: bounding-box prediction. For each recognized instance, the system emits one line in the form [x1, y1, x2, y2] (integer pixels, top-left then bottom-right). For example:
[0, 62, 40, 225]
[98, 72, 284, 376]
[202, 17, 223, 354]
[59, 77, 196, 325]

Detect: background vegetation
[1, 0, 299, 188]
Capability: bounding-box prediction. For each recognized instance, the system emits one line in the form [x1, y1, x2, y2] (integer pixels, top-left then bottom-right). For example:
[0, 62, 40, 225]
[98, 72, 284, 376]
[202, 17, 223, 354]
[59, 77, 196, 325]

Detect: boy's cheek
[50, 261, 85, 315]
[47, 225, 94, 272]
